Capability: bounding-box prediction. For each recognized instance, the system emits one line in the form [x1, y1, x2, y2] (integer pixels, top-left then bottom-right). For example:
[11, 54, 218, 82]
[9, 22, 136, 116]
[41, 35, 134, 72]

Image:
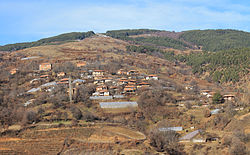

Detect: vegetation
[0, 31, 95, 51]
[179, 29, 250, 51]
[212, 92, 224, 104]
[106, 29, 162, 38]
[149, 128, 183, 154]
[177, 48, 250, 83]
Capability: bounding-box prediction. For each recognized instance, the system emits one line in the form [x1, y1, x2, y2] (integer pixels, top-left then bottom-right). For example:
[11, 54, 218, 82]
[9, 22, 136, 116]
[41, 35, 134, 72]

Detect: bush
[149, 128, 184, 154]
[212, 92, 224, 104]
[22, 110, 38, 125]
[70, 107, 82, 120]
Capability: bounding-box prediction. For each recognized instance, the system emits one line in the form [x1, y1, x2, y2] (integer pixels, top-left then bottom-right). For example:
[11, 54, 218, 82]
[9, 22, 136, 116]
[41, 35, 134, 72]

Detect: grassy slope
[0, 31, 95, 51]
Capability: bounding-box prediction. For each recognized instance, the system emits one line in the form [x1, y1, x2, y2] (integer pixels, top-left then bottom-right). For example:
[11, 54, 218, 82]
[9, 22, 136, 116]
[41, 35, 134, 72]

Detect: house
[76, 61, 87, 67]
[200, 90, 211, 95]
[72, 79, 85, 86]
[57, 72, 65, 77]
[179, 129, 206, 143]
[93, 70, 104, 77]
[146, 74, 159, 80]
[117, 69, 127, 75]
[10, 68, 18, 75]
[118, 78, 129, 85]
[57, 78, 69, 84]
[200, 90, 214, 98]
[30, 78, 40, 84]
[124, 85, 136, 94]
[128, 80, 136, 85]
[39, 63, 52, 71]
[127, 70, 138, 75]
[80, 71, 89, 78]
[40, 75, 49, 78]
[95, 85, 107, 93]
[99, 90, 110, 96]
[223, 94, 235, 101]
[137, 82, 150, 88]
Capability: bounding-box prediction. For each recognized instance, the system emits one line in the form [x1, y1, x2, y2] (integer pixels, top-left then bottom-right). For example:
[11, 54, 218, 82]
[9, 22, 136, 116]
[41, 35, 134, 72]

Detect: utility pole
[69, 76, 73, 103]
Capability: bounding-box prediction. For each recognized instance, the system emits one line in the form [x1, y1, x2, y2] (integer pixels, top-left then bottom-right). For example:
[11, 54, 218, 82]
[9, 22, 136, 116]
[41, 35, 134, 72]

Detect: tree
[70, 106, 82, 120]
[212, 92, 224, 104]
[149, 128, 184, 154]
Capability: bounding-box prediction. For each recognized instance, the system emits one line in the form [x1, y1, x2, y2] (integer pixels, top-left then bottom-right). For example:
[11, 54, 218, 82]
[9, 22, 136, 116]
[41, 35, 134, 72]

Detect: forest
[179, 29, 250, 51]
[177, 48, 250, 83]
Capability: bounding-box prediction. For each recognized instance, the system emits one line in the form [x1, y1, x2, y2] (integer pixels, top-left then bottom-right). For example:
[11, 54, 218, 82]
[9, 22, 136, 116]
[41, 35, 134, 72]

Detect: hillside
[0, 32, 249, 154]
[1, 29, 250, 52]
[176, 48, 250, 83]
[0, 31, 95, 51]
[179, 29, 250, 51]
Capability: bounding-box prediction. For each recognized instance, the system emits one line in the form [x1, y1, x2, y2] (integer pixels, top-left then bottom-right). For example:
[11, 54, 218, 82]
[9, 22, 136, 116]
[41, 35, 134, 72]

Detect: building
[159, 127, 183, 132]
[76, 61, 87, 67]
[40, 75, 49, 78]
[179, 129, 206, 143]
[127, 70, 138, 75]
[10, 68, 18, 75]
[96, 85, 108, 92]
[99, 90, 110, 96]
[146, 74, 159, 80]
[57, 72, 65, 77]
[124, 85, 136, 94]
[223, 94, 235, 101]
[39, 63, 52, 71]
[117, 69, 127, 75]
[137, 82, 150, 88]
[93, 70, 104, 77]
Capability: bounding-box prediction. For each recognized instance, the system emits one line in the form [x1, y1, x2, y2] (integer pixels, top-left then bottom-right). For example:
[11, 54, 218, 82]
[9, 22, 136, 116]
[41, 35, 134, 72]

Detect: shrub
[70, 107, 82, 120]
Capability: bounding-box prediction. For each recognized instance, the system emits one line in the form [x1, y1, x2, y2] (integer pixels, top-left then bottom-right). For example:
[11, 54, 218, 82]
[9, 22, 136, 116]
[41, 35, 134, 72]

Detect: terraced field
[0, 124, 146, 154]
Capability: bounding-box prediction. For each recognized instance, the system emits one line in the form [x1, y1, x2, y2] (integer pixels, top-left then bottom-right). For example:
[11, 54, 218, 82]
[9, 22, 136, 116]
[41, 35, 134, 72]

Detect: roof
[60, 78, 69, 81]
[72, 79, 85, 83]
[90, 96, 113, 100]
[148, 74, 157, 77]
[40, 75, 49, 78]
[223, 94, 235, 97]
[21, 56, 39, 60]
[93, 70, 104, 72]
[99, 102, 138, 108]
[40, 62, 51, 65]
[125, 85, 136, 88]
[27, 88, 40, 93]
[113, 95, 125, 98]
[210, 109, 221, 115]
[138, 82, 150, 85]
[159, 127, 183, 132]
[41, 81, 57, 87]
[179, 129, 202, 140]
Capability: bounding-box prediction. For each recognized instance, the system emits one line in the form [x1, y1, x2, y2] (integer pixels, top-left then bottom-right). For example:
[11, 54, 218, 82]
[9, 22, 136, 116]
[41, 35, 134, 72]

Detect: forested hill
[179, 29, 250, 51]
[106, 29, 250, 51]
[1, 29, 250, 52]
[0, 31, 95, 51]
[176, 48, 250, 83]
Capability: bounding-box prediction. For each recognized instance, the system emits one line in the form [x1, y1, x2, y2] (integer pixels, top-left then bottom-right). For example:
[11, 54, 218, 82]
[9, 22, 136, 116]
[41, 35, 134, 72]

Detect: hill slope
[0, 31, 95, 51]
[179, 29, 250, 51]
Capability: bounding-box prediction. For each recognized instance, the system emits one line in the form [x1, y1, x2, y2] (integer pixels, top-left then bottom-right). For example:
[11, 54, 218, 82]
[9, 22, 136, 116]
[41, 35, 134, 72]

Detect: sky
[0, 0, 250, 45]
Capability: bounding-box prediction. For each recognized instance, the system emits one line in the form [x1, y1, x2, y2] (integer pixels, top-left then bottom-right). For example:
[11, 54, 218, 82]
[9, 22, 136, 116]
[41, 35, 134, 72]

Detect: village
[6, 56, 241, 142]
[0, 34, 248, 155]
